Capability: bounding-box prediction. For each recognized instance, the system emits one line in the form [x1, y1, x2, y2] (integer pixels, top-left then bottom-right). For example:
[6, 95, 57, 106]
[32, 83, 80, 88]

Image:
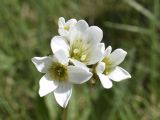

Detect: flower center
[64, 26, 70, 31]
[69, 39, 91, 63]
[48, 62, 68, 81]
[102, 57, 112, 75]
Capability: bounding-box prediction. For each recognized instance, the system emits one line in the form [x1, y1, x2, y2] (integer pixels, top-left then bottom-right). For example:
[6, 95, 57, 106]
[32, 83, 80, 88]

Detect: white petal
[100, 46, 112, 61]
[98, 73, 112, 89]
[108, 48, 127, 67]
[32, 56, 52, 73]
[108, 66, 131, 82]
[54, 82, 72, 108]
[96, 62, 105, 74]
[86, 26, 103, 44]
[58, 29, 68, 36]
[104, 46, 112, 57]
[54, 50, 69, 65]
[68, 66, 92, 84]
[73, 20, 88, 32]
[87, 43, 104, 65]
[69, 59, 89, 72]
[98, 43, 105, 53]
[68, 20, 88, 44]
[66, 19, 77, 27]
[51, 36, 69, 56]
[58, 17, 65, 28]
[39, 74, 58, 97]
[69, 28, 83, 44]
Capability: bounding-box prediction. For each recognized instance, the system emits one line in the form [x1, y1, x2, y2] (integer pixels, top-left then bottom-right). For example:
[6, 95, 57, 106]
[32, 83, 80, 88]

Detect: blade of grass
[123, 0, 160, 26]
[104, 21, 150, 35]
[150, 0, 159, 91]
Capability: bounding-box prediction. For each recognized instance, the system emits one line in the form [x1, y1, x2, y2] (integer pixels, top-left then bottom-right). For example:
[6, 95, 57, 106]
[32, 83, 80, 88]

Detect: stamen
[57, 69, 61, 76]
[81, 55, 86, 61]
[105, 70, 110, 75]
[102, 57, 112, 75]
[73, 49, 79, 54]
[69, 39, 91, 63]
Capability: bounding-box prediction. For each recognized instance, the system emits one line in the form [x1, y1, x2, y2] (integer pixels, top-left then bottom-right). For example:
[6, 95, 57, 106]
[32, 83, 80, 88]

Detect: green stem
[62, 107, 68, 120]
[150, 0, 159, 91]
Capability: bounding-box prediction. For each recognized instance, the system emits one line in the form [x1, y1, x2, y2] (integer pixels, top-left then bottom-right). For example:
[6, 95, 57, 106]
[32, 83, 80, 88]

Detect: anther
[80, 55, 86, 61]
[73, 49, 79, 54]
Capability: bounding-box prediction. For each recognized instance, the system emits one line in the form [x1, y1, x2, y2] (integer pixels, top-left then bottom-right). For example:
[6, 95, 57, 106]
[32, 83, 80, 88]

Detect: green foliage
[0, 0, 160, 119]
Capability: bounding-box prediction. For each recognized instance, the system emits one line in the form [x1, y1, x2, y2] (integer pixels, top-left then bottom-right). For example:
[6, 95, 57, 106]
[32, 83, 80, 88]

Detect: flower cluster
[32, 17, 131, 108]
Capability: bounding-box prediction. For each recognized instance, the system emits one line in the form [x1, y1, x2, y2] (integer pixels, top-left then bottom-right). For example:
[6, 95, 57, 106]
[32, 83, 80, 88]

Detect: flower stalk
[62, 106, 68, 120]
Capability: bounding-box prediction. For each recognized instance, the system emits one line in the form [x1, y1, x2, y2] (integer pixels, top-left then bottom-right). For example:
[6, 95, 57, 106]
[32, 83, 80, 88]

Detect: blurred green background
[0, 0, 160, 120]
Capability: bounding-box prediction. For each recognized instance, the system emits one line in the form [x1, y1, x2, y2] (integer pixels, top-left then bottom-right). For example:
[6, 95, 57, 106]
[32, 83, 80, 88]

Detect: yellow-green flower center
[69, 39, 91, 63]
[64, 26, 70, 31]
[48, 62, 68, 81]
[102, 57, 112, 75]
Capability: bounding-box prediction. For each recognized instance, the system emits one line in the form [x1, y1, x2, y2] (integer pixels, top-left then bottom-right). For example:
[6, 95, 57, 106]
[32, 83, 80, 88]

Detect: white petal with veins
[39, 74, 58, 97]
[108, 49, 127, 67]
[85, 26, 103, 44]
[69, 59, 89, 71]
[98, 73, 113, 89]
[54, 82, 72, 108]
[51, 36, 69, 56]
[54, 50, 69, 65]
[32, 56, 52, 73]
[87, 43, 104, 65]
[73, 20, 88, 32]
[68, 66, 92, 84]
[96, 62, 105, 74]
[58, 17, 65, 28]
[108, 66, 131, 82]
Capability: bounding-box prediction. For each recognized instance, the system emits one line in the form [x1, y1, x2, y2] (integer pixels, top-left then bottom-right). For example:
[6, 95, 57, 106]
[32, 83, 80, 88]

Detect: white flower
[58, 17, 77, 37]
[32, 50, 92, 108]
[52, 19, 104, 65]
[95, 46, 131, 89]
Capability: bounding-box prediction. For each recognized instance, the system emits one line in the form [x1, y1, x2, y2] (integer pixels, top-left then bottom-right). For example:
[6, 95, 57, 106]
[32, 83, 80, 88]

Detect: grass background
[0, 0, 160, 119]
